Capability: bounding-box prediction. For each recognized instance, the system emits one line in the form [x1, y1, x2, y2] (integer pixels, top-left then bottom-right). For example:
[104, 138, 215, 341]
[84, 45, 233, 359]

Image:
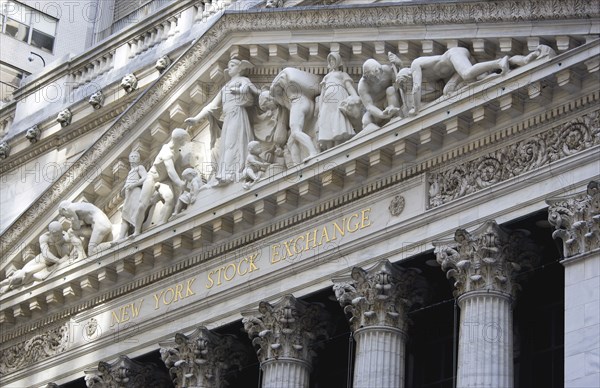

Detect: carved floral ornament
[0, 322, 69, 375]
[242, 294, 332, 364]
[547, 180, 600, 259]
[159, 326, 247, 388]
[332, 260, 427, 332]
[428, 110, 600, 208]
[1, 0, 596, 266]
[433, 220, 539, 298]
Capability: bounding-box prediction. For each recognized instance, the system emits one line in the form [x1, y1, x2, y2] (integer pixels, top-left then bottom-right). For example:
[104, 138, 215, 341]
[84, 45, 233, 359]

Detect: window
[0, 0, 57, 53]
[0, 61, 28, 102]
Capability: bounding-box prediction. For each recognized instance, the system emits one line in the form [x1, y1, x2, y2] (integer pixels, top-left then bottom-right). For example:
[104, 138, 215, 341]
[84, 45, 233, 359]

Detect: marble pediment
[0, 0, 599, 369]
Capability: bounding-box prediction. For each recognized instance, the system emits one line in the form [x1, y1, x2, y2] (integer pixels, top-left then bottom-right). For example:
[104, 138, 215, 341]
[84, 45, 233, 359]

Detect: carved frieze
[333, 260, 426, 332]
[0, 323, 69, 375]
[433, 220, 539, 297]
[429, 110, 600, 207]
[159, 327, 246, 388]
[547, 180, 600, 258]
[242, 294, 332, 364]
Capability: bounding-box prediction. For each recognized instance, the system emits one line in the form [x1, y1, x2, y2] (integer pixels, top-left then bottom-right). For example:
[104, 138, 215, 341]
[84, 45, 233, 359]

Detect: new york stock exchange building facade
[0, 1, 599, 387]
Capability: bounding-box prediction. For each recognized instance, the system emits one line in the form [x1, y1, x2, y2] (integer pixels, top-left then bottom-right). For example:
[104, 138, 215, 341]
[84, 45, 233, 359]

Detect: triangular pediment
[0, 2, 599, 378]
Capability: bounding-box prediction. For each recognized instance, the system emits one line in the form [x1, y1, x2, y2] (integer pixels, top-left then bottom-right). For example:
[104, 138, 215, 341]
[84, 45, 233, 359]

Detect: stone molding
[159, 326, 247, 388]
[84, 355, 171, 388]
[332, 260, 426, 332]
[429, 109, 600, 208]
[0, 322, 69, 375]
[433, 220, 539, 297]
[547, 180, 600, 258]
[242, 294, 331, 365]
[1, 0, 598, 265]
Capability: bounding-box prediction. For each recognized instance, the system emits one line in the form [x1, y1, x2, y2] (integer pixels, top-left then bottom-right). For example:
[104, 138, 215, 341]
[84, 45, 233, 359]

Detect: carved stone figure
[0, 221, 86, 294]
[508, 44, 557, 67]
[155, 55, 171, 72]
[26, 125, 41, 143]
[241, 141, 270, 189]
[254, 91, 289, 164]
[398, 47, 509, 115]
[133, 128, 190, 236]
[269, 67, 321, 164]
[118, 151, 147, 240]
[171, 167, 203, 218]
[358, 58, 401, 131]
[0, 141, 9, 159]
[317, 52, 361, 150]
[56, 108, 72, 127]
[58, 201, 114, 256]
[185, 59, 259, 185]
[121, 73, 138, 93]
[88, 90, 105, 109]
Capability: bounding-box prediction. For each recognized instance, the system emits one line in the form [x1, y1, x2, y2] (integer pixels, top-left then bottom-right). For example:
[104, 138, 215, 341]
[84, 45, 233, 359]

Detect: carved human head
[56, 109, 72, 127]
[129, 150, 140, 164]
[396, 68, 413, 87]
[327, 52, 343, 70]
[362, 59, 382, 81]
[88, 90, 105, 109]
[248, 140, 262, 155]
[58, 201, 72, 216]
[26, 125, 41, 143]
[226, 59, 253, 77]
[170, 128, 190, 147]
[182, 168, 198, 181]
[0, 141, 10, 159]
[48, 221, 63, 236]
[155, 56, 171, 72]
[121, 73, 138, 93]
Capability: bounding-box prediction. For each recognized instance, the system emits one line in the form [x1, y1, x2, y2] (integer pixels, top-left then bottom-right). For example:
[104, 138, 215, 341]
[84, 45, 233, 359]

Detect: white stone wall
[564, 251, 600, 388]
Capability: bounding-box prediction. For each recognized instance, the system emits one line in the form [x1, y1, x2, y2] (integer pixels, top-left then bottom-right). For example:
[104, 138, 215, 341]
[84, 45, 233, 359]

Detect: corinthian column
[159, 326, 247, 388]
[547, 180, 600, 388]
[242, 294, 331, 388]
[333, 260, 426, 388]
[434, 220, 537, 388]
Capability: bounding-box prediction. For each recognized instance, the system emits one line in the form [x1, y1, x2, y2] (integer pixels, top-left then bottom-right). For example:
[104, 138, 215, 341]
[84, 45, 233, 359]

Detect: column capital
[433, 220, 538, 298]
[332, 260, 426, 332]
[159, 326, 247, 388]
[547, 180, 600, 259]
[84, 355, 171, 388]
[242, 294, 331, 365]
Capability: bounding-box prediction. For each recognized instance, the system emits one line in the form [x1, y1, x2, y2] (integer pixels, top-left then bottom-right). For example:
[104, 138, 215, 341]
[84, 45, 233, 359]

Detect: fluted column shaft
[262, 358, 311, 388]
[434, 220, 538, 388]
[333, 260, 426, 388]
[242, 295, 331, 388]
[457, 290, 513, 388]
[353, 326, 406, 388]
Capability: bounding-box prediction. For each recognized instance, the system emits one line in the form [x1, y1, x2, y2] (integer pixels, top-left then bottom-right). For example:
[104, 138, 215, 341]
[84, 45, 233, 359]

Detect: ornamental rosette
[547, 180, 600, 258]
[332, 260, 427, 332]
[433, 220, 538, 298]
[159, 326, 247, 388]
[242, 295, 332, 364]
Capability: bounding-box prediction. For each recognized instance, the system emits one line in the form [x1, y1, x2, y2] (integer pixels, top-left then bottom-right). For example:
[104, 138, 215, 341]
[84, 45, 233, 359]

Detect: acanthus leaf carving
[84, 355, 171, 388]
[333, 260, 426, 332]
[242, 294, 332, 364]
[159, 326, 247, 388]
[547, 180, 600, 258]
[433, 220, 539, 297]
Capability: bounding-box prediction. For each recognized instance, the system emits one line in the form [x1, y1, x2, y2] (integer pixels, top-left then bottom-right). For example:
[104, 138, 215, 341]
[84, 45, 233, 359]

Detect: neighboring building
[0, 1, 598, 387]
